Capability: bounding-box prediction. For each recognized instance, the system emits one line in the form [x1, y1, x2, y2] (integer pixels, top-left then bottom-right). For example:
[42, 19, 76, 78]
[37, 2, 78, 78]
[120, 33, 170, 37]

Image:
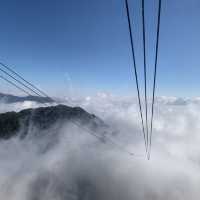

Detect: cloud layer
[1, 93, 200, 199]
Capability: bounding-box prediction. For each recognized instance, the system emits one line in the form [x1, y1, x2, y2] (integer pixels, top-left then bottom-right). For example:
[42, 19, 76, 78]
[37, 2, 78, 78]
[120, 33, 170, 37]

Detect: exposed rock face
[0, 92, 54, 104]
[0, 105, 107, 140]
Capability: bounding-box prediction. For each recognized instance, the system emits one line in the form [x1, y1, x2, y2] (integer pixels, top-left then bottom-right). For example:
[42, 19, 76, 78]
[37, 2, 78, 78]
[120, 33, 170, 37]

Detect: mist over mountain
[0, 0, 198, 198]
[0, 104, 108, 140]
[1, 93, 200, 200]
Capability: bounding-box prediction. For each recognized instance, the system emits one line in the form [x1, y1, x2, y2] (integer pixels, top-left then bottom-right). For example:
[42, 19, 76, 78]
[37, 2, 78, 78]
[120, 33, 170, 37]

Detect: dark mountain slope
[0, 105, 107, 140]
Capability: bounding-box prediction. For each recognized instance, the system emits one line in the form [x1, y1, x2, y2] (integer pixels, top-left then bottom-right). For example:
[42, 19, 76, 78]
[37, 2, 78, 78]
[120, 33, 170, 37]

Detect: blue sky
[0, 0, 200, 97]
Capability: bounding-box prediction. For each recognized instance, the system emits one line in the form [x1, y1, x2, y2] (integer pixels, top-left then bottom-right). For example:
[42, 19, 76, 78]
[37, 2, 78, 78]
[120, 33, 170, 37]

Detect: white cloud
[1, 94, 200, 199]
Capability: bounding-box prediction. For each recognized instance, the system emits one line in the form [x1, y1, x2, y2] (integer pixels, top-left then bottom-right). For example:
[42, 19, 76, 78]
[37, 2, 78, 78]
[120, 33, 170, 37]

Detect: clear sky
[0, 0, 200, 97]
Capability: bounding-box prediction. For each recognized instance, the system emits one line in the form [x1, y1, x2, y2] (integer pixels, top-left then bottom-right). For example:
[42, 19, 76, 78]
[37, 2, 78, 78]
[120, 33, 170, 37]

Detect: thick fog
[1, 93, 200, 200]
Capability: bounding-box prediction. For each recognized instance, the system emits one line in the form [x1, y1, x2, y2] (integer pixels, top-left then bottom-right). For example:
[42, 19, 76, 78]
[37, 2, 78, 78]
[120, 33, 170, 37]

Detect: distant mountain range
[0, 93, 54, 104]
[0, 104, 108, 140]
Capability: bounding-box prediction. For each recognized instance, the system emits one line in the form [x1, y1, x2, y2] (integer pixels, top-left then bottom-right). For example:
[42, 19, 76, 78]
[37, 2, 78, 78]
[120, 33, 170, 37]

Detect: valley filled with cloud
[0, 93, 200, 200]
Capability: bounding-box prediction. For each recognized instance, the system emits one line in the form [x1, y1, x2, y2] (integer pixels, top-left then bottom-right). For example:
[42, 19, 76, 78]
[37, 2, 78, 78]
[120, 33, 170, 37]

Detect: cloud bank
[1, 93, 200, 199]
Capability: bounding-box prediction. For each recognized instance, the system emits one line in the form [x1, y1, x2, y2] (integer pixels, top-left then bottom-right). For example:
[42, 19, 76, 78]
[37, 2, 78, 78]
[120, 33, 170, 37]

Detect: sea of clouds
[0, 93, 200, 200]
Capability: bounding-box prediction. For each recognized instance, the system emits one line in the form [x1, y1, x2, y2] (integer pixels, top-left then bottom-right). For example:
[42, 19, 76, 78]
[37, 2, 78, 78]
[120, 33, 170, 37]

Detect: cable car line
[125, 0, 148, 155]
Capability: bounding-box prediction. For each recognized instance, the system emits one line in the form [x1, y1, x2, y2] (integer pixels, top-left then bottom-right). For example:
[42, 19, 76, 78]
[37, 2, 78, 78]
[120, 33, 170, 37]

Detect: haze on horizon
[1, 0, 200, 200]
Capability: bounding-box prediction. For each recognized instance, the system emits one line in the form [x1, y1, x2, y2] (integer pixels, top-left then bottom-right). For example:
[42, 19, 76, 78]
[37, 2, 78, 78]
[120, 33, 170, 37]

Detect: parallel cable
[0, 67, 137, 158]
[148, 0, 162, 159]
[69, 119, 144, 158]
[0, 67, 45, 97]
[0, 62, 52, 100]
[0, 75, 52, 105]
[142, 0, 149, 151]
[0, 75, 32, 96]
[125, 0, 148, 154]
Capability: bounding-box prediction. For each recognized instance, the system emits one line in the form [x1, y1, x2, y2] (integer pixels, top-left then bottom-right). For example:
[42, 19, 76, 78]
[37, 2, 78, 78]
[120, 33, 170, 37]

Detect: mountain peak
[0, 104, 107, 140]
